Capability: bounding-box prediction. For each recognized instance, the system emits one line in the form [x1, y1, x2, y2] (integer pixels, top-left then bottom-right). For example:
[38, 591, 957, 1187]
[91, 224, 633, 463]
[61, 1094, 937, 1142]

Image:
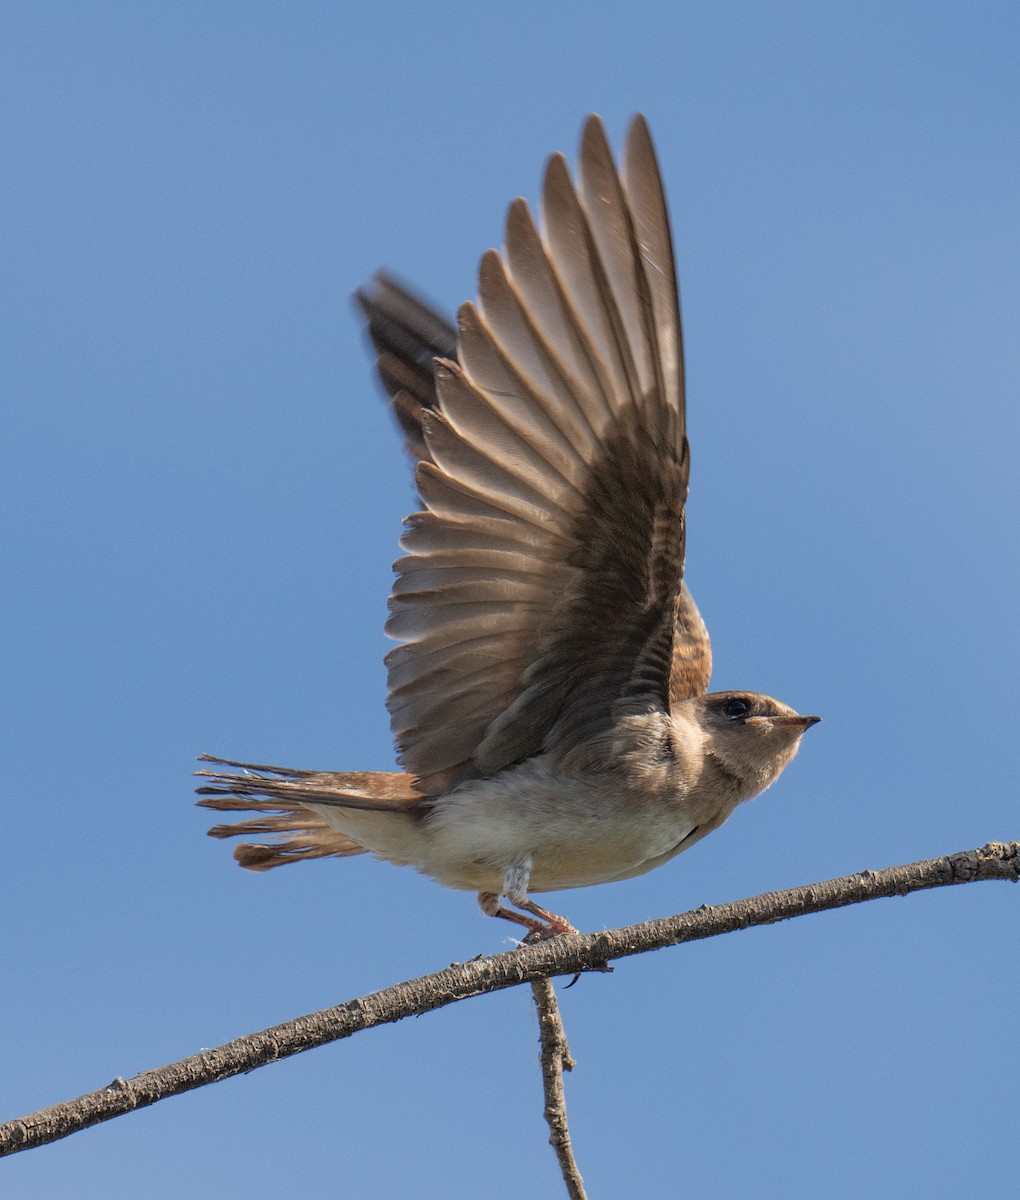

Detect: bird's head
[690, 691, 820, 800]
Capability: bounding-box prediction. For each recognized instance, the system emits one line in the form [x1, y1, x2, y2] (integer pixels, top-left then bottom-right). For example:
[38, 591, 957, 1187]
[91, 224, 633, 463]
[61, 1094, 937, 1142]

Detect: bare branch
[532, 977, 587, 1200]
[1, 842, 1015, 1158]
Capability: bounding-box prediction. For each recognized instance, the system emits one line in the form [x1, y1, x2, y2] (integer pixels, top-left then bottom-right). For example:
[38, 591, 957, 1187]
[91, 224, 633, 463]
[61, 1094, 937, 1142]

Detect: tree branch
[531, 978, 586, 1200]
[1, 842, 1015, 1158]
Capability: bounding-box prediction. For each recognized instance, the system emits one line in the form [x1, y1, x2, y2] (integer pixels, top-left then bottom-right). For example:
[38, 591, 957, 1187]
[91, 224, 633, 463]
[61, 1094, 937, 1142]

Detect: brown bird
[197, 115, 819, 940]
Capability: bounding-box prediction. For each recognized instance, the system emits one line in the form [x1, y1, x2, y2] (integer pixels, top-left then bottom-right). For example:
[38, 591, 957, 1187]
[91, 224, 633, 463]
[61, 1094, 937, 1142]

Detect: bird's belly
[417, 760, 697, 894]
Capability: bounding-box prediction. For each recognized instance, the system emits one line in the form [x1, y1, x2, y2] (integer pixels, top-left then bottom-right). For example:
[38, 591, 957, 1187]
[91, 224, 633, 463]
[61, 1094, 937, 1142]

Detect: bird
[196, 114, 819, 940]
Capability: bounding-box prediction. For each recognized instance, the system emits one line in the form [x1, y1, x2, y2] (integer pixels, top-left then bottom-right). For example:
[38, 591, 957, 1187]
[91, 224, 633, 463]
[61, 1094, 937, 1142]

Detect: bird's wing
[385, 115, 712, 794]
[670, 583, 713, 705]
[354, 273, 457, 462]
[357, 232, 712, 717]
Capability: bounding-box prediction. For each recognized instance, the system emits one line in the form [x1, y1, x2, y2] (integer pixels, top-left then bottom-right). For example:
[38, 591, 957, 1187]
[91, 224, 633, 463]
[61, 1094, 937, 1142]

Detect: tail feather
[196, 756, 425, 872]
[233, 839, 364, 871]
[196, 755, 425, 811]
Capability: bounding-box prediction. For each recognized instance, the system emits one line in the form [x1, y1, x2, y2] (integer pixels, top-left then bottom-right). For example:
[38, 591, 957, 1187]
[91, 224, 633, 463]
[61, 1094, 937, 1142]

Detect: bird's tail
[195, 755, 426, 872]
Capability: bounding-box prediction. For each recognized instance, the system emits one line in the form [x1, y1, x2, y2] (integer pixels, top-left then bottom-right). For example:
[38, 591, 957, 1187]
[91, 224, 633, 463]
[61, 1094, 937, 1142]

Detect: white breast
[416, 756, 698, 894]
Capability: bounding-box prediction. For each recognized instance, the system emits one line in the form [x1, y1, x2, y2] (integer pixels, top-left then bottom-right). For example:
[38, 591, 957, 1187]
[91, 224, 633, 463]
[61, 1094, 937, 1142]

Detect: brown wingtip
[581, 112, 610, 151]
[626, 112, 652, 143]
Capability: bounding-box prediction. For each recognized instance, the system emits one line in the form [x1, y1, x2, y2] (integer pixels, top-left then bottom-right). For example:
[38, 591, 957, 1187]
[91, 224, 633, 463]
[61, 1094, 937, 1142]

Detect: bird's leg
[477, 859, 579, 941]
[477, 891, 550, 938]
[515, 898, 579, 937]
[504, 859, 578, 935]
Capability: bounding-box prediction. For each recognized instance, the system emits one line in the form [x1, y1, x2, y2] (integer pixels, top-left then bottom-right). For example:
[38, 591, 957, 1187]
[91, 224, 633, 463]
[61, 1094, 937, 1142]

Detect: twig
[1, 842, 1015, 1157]
[532, 977, 586, 1200]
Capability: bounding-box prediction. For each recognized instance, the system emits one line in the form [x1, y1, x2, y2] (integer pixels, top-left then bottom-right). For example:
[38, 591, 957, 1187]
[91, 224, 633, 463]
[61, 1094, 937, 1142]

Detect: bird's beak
[745, 714, 821, 731]
[773, 714, 821, 731]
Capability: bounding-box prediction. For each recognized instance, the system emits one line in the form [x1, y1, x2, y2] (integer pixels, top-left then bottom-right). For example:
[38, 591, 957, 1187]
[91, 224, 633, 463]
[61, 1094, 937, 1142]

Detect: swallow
[197, 115, 819, 939]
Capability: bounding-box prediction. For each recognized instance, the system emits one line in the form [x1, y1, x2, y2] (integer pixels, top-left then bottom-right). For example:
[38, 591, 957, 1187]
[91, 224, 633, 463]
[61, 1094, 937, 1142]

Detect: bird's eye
[723, 698, 752, 719]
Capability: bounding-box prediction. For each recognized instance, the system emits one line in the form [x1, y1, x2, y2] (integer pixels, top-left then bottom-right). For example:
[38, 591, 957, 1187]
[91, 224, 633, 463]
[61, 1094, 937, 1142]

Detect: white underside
[307, 754, 700, 895]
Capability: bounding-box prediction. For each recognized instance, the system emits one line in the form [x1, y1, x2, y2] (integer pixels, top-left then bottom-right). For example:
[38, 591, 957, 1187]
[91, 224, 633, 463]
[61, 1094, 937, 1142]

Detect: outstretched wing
[355, 273, 458, 462]
[383, 115, 712, 794]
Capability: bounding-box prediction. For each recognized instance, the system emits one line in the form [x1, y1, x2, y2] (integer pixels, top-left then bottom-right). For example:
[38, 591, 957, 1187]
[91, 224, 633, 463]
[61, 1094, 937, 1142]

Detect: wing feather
[622, 116, 685, 421]
[501, 199, 611, 436]
[578, 117, 658, 405]
[382, 116, 711, 793]
[354, 273, 457, 461]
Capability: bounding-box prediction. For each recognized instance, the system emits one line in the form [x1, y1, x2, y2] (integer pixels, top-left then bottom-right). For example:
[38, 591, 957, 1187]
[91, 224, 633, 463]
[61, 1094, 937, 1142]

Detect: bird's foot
[518, 899, 579, 940]
[478, 880, 579, 941]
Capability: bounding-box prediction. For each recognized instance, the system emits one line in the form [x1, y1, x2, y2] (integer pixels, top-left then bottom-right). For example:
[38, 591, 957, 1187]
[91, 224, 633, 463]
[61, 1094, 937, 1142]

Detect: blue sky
[3, 3, 1018, 1196]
